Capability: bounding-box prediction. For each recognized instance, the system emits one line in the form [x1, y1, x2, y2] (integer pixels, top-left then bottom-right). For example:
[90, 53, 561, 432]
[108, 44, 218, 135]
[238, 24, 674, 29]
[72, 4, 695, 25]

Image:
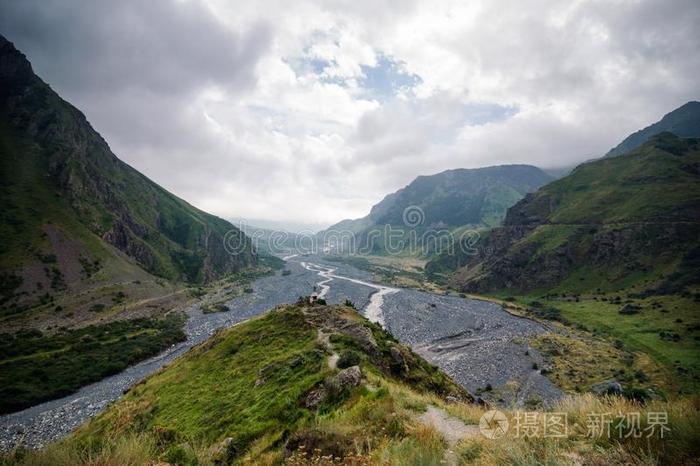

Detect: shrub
[619, 304, 641, 315]
[89, 303, 106, 313]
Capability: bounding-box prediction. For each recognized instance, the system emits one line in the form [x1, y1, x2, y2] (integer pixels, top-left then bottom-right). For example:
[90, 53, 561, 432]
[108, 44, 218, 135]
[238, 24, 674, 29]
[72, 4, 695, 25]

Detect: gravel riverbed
[0, 255, 561, 450]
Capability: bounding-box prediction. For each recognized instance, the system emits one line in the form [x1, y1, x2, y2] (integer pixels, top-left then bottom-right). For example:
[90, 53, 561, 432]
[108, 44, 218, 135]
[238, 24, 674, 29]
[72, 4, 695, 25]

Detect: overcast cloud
[1, 0, 699, 229]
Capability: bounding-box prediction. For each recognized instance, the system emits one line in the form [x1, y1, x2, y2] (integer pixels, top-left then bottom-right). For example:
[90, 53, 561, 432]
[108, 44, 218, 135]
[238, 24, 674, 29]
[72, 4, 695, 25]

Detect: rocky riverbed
[0, 254, 561, 450]
[300, 257, 562, 406]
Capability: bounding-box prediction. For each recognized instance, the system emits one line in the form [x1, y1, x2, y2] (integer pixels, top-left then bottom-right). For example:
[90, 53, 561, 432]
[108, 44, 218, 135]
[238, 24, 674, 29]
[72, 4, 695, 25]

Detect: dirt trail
[315, 328, 339, 369]
[418, 405, 479, 465]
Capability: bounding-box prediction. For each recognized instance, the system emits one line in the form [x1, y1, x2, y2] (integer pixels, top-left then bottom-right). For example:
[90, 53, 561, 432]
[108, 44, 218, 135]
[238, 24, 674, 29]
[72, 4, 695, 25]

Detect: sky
[1, 0, 699, 231]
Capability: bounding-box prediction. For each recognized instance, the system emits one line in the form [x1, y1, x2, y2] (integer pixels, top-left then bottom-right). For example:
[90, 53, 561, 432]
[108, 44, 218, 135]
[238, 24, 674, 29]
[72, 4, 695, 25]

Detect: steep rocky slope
[0, 35, 255, 319]
[438, 133, 700, 294]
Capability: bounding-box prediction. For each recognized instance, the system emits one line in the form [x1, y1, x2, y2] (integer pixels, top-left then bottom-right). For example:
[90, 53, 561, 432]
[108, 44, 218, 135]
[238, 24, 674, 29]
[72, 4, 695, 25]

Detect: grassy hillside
[5, 303, 699, 465]
[30, 303, 468, 464]
[0, 35, 256, 324]
[426, 133, 700, 395]
[433, 133, 700, 294]
[0, 313, 186, 414]
[605, 101, 700, 157]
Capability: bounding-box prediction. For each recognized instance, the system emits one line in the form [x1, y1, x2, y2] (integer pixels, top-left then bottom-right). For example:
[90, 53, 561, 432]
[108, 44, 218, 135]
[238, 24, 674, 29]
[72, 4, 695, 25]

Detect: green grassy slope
[66, 303, 468, 463]
[0, 34, 255, 304]
[431, 133, 700, 294]
[6, 304, 700, 465]
[0, 313, 186, 414]
[429, 133, 700, 394]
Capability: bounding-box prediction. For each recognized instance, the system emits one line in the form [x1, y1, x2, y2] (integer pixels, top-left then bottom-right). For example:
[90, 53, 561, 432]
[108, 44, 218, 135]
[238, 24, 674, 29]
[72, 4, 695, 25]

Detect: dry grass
[5, 392, 698, 465]
[1, 434, 157, 466]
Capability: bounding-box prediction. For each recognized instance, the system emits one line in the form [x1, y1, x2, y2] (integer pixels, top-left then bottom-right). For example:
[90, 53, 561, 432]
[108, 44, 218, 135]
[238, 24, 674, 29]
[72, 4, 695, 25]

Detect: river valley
[0, 254, 561, 450]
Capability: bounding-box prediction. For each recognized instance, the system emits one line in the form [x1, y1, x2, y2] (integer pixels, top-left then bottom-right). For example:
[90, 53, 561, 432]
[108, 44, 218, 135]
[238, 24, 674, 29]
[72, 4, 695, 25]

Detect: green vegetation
[6, 304, 466, 464]
[257, 254, 286, 271]
[0, 314, 185, 414]
[325, 255, 438, 291]
[4, 304, 699, 465]
[201, 303, 230, 314]
[492, 290, 700, 396]
[539, 295, 700, 394]
[0, 34, 256, 317]
[323, 165, 552, 256]
[435, 133, 700, 294]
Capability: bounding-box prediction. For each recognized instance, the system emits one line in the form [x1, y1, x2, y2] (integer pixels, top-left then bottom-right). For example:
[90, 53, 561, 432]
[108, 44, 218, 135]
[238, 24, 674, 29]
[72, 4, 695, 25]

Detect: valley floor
[1, 254, 562, 451]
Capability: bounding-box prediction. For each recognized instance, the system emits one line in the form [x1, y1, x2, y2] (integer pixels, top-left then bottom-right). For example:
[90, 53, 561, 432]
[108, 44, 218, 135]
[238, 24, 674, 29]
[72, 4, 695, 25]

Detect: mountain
[0, 35, 255, 318]
[240, 223, 303, 256]
[604, 101, 700, 158]
[323, 165, 552, 255]
[434, 133, 700, 294]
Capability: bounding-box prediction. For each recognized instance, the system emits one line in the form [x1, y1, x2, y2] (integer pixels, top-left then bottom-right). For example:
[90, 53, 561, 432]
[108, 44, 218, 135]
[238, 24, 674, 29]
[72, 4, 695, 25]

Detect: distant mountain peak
[323, 164, 553, 251]
[604, 100, 700, 158]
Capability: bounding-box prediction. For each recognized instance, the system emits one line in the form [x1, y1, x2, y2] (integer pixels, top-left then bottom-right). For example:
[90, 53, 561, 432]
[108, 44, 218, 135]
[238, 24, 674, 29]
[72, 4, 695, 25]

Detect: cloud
[1, 0, 698, 228]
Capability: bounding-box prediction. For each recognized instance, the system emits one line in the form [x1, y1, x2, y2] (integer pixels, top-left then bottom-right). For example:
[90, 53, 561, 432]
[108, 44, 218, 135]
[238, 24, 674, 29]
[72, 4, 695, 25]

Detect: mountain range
[323, 164, 552, 255]
[1, 34, 699, 466]
[429, 131, 700, 295]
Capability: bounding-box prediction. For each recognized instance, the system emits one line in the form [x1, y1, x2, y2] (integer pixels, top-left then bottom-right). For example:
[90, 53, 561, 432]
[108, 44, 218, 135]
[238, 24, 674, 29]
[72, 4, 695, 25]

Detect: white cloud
[1, 0, 698, 228]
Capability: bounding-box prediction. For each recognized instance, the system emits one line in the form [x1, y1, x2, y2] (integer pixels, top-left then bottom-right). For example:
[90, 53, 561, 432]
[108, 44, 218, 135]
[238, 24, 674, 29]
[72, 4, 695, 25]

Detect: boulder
[212, 437, 235, 466]
[304, 387, 328, 409]
[619, 304, 641, 315]
[339, 324, 378, 354]
[590, 380, 623, 396]
[332, 365, 362, 389]
[389, 345, 409, 374]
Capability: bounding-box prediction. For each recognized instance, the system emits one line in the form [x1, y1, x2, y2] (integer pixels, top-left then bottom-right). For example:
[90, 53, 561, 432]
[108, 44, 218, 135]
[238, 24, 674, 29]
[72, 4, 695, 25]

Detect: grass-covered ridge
[4, 303, 700, 465]
[6, 303, 469, 464]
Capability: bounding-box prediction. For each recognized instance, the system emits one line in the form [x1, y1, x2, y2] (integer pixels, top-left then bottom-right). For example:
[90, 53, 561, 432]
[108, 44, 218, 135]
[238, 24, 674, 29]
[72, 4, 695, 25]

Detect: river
[0, 255, 561, 450]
